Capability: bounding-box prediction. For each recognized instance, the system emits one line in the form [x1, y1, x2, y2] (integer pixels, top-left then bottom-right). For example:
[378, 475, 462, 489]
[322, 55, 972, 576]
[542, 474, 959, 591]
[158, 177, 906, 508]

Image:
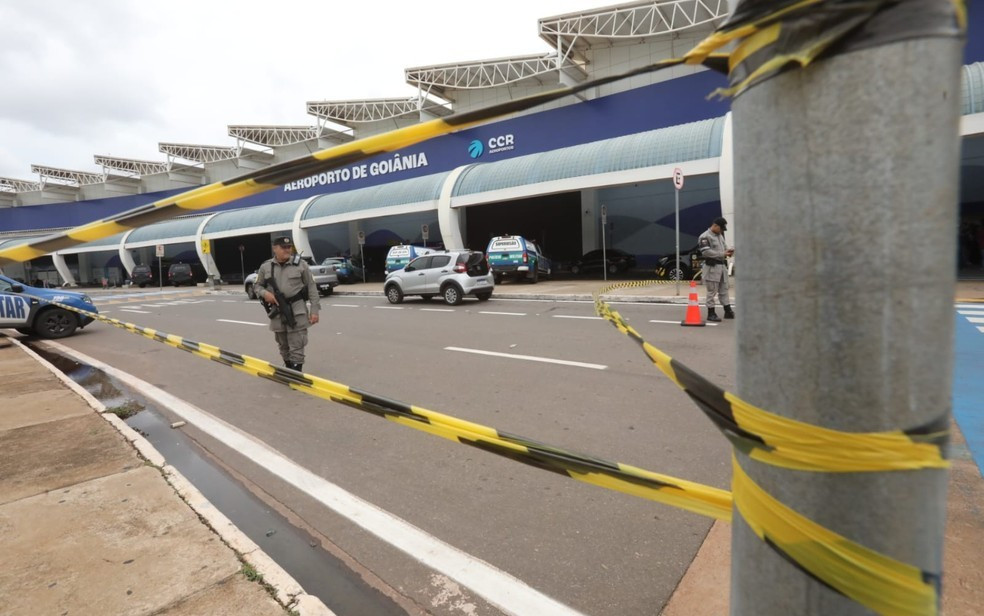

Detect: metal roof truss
[539, 0, 728, 48]
[94, 155, 169, 177]
[30, 164, 104, 187]
[159, 142, 240, 164]
[0, 177, 41, 193]
[406, 53, 586, 92]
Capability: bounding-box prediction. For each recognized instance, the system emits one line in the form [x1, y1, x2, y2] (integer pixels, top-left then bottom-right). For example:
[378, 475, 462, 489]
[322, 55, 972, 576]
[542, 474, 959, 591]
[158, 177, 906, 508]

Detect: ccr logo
[468, 140, 484, 158]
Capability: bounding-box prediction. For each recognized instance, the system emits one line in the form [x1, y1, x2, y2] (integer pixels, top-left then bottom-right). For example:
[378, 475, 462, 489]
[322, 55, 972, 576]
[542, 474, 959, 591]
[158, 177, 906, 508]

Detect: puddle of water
[32, 345, 408, 616]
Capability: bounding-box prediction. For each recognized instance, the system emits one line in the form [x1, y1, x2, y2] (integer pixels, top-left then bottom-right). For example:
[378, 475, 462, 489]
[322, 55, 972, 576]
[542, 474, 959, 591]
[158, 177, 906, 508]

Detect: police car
[0, 274, 98, 338]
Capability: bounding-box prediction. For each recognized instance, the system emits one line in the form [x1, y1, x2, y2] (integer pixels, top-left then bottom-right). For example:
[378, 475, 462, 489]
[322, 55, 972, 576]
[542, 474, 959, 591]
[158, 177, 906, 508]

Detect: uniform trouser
[704, 268, 730, 309]
[274, 328, 308, 364]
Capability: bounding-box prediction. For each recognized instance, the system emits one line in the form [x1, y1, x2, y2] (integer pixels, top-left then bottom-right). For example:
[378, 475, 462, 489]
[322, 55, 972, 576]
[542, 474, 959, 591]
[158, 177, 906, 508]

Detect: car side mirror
[11, 284, 23, 293]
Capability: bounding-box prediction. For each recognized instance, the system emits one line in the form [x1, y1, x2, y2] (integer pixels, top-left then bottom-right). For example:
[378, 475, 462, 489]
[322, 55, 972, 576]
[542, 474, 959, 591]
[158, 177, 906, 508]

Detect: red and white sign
[672, 168, 684, 190]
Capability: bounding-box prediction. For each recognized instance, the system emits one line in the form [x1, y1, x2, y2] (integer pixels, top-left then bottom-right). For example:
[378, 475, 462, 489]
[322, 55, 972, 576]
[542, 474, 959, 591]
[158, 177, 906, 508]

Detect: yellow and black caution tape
[732, 456, 939, 616]
[24, 294, 732, 521]
[22, 290, 944, 613]
[594, 281, 949, 473]
[685, 0, 966, 99]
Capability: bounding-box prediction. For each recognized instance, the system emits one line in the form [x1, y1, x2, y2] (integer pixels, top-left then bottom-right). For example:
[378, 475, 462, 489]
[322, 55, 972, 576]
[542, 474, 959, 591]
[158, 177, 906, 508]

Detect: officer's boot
[707, 307, 721, 322]
[285, 361, 302, 371]
[723, 305, 735, 319]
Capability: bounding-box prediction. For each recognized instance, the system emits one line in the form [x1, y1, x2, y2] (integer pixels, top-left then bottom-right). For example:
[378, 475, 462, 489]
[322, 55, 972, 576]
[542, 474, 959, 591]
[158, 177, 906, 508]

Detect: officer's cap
[272, 236, 293, 247]
[713, 217, 728, 230]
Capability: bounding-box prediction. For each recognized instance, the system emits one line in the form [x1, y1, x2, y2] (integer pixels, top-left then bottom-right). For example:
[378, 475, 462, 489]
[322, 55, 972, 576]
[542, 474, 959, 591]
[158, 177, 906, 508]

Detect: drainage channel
[32, 345, 409, 616]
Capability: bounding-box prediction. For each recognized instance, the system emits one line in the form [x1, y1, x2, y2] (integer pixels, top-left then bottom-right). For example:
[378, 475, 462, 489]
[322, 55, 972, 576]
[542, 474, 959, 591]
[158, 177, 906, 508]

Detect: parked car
[0, 274, 98, 338]
[167, 263, 196, 286]
[130, 264, 154, 287]
[654, 246, 701, 281]
[384, 250, 493, 305]
[569, 249, 636, 275]
[321, 257, 364, 283]
[485, 235, 552, 284]
[243, 257, 338, 299]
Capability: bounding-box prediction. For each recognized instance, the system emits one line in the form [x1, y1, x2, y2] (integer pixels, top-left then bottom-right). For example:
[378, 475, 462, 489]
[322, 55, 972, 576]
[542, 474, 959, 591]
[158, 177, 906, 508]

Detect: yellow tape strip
[29, 295, 732, 520]
[593, 282, 948, 473]
[732, 456, 939, 615]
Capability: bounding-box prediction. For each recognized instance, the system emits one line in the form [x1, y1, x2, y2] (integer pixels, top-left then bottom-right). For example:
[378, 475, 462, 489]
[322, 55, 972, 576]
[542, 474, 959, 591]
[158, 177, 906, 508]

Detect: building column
[437, 165, 472, 251]
[52, 253, 77, 287]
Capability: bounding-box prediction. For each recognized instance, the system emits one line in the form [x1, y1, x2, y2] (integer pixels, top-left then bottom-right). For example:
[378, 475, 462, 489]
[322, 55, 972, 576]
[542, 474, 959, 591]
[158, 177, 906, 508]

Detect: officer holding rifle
[254, 236, 320, 372]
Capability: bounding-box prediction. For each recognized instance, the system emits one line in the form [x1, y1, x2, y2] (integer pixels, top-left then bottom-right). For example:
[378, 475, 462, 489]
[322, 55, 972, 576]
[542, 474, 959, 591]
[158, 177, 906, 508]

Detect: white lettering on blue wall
[283, 152, 429, 192]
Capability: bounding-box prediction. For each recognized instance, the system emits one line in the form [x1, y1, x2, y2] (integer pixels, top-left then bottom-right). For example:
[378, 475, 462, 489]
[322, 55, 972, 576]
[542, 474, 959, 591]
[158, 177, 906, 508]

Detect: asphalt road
[54, 289, 737, 616]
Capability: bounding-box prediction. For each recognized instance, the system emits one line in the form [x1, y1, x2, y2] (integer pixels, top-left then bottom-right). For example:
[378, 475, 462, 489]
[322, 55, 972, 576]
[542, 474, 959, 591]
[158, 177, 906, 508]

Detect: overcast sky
[0, 0, 590, 180]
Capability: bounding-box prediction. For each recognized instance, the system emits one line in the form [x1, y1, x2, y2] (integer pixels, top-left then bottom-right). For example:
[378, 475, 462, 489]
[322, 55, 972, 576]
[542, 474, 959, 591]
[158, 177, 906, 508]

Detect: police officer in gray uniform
[253, 236, 320, 371]
[697, 217, 734, 322]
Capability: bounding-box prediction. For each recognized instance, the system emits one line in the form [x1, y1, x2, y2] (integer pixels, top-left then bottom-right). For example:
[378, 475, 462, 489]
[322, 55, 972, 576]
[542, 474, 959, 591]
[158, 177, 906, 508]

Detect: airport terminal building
[2, 1, 983, 286]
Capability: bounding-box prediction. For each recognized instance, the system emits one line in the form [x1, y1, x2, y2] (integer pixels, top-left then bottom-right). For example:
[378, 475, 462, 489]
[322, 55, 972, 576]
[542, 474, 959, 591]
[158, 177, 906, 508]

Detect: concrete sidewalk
[0, 336, 331, 616]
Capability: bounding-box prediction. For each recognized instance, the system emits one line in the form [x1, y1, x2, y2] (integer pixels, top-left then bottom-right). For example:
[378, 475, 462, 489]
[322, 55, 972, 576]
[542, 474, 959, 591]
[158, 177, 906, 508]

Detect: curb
[10, 336, 335, 616]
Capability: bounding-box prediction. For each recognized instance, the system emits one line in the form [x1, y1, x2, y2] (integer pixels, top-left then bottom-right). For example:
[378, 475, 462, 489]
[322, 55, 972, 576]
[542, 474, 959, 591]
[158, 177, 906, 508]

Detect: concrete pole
[730, 35, 963, 615]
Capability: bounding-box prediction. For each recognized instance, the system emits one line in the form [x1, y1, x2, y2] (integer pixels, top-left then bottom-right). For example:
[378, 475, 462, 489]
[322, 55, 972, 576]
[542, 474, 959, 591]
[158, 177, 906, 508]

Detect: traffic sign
[357, 230, 366, 246]
[673, 168, 685, 190]
[155, 244, 164, 258]
[421, 223, 430, 241]
[601, 204, 607, 224]
[238, 244, 245, 252]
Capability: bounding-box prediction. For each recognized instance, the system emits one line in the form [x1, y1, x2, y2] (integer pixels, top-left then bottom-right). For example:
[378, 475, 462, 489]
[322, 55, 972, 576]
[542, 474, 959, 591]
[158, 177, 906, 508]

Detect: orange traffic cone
[681, 280, 706, 327]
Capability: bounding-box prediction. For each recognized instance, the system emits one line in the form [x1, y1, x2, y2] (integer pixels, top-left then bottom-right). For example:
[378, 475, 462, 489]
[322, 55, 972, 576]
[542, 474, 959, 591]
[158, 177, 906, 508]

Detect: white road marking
[140, 304, 166, 307]
[445, 346, 606, 370]
[650, 319, 718, 326]
[374, 306, 404, 310]
[978, 326, 984, 334]
[222, 300, 239, 303]
[957, 310, 984, 315]
[421, 308, 454, 312]
[966, 317, 984, 324]
[217, 319, 267, 327]
[120, 308, 151, 314]
[956, 303, 984, 309]
[479, 311, 527, 316]
[552, 315, 602, 320]
[330, 304, 361, 308]
[43, 343, 584, 616]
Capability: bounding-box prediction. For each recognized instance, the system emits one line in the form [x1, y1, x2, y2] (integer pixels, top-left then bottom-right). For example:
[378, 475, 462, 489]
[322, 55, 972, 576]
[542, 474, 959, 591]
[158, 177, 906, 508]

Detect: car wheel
[493, 273, 503, 285]
[570, 264, 581, 275]
[530, 267, 539, 284]
[35, 308, 78, 339]
[476, 292, 492, 301]
[138, 282, 146, 288]
[245, 283, 254, 299]
[442, 284, 463, 305]
[385, 284, 404, 304]
[608, 263, 619, 275]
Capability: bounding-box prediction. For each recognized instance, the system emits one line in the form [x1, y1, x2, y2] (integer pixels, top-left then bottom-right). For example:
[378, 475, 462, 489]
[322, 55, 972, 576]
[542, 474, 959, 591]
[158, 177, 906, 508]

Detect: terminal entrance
[464, 192, 581, 263]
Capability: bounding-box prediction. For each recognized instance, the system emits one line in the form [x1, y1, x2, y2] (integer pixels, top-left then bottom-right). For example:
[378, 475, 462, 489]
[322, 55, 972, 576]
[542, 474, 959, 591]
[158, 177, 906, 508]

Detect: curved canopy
[204, 199, 304, 235]
[454, 116, 725, 196]
[302, 172, 452, 221]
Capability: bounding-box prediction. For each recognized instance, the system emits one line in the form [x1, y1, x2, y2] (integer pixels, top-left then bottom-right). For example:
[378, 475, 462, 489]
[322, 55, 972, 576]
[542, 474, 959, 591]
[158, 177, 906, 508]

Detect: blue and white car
[486, 235, 552, 284]
[0, 274, 98, 338]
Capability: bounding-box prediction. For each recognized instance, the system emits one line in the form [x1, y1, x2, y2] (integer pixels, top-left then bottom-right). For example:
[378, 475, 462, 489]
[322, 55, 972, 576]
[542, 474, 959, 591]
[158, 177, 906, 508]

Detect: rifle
[260, 269, 297, 329]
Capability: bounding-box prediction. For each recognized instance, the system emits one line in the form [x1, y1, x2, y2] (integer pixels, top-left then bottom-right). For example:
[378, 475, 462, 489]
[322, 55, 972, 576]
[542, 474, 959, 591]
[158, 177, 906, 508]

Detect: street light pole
[730, 22, 962, 616]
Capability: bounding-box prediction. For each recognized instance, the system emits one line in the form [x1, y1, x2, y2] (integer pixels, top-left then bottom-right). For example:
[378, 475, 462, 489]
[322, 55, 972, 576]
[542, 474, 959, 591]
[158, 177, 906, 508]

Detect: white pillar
[52, 252, 76, 287]
[119, 230, 137, 276]
[437, 165, 472, 251]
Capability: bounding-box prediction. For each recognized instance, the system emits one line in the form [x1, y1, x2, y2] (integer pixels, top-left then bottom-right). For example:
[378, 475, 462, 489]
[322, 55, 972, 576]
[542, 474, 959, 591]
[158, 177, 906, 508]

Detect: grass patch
[105, 400, 143, 419]
[241, 562, 264, 583]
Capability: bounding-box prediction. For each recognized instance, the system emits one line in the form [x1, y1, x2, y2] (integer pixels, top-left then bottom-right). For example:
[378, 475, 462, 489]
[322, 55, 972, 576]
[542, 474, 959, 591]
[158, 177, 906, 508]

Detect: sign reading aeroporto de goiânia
[283, 151, 430, 192]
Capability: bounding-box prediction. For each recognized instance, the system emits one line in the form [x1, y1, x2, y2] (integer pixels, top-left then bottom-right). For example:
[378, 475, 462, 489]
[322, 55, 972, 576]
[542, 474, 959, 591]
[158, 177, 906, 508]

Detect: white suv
[384, 250, 493, 305]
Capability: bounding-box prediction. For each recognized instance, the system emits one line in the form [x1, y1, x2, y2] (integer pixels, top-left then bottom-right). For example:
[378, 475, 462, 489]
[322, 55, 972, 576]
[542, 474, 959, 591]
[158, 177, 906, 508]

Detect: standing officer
[697, 217, 734, 322]
[253, 236, 320, 371]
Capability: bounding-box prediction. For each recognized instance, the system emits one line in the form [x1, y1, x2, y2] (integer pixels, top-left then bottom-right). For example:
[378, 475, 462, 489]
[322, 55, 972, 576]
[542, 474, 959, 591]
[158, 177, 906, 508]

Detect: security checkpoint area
[1, 2, 984, 615]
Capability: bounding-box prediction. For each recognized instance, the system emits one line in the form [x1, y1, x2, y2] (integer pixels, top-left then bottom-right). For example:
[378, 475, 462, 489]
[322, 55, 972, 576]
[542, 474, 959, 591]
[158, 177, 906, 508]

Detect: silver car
[384, 250, 493, 305]
[244, 256, 338, 298]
